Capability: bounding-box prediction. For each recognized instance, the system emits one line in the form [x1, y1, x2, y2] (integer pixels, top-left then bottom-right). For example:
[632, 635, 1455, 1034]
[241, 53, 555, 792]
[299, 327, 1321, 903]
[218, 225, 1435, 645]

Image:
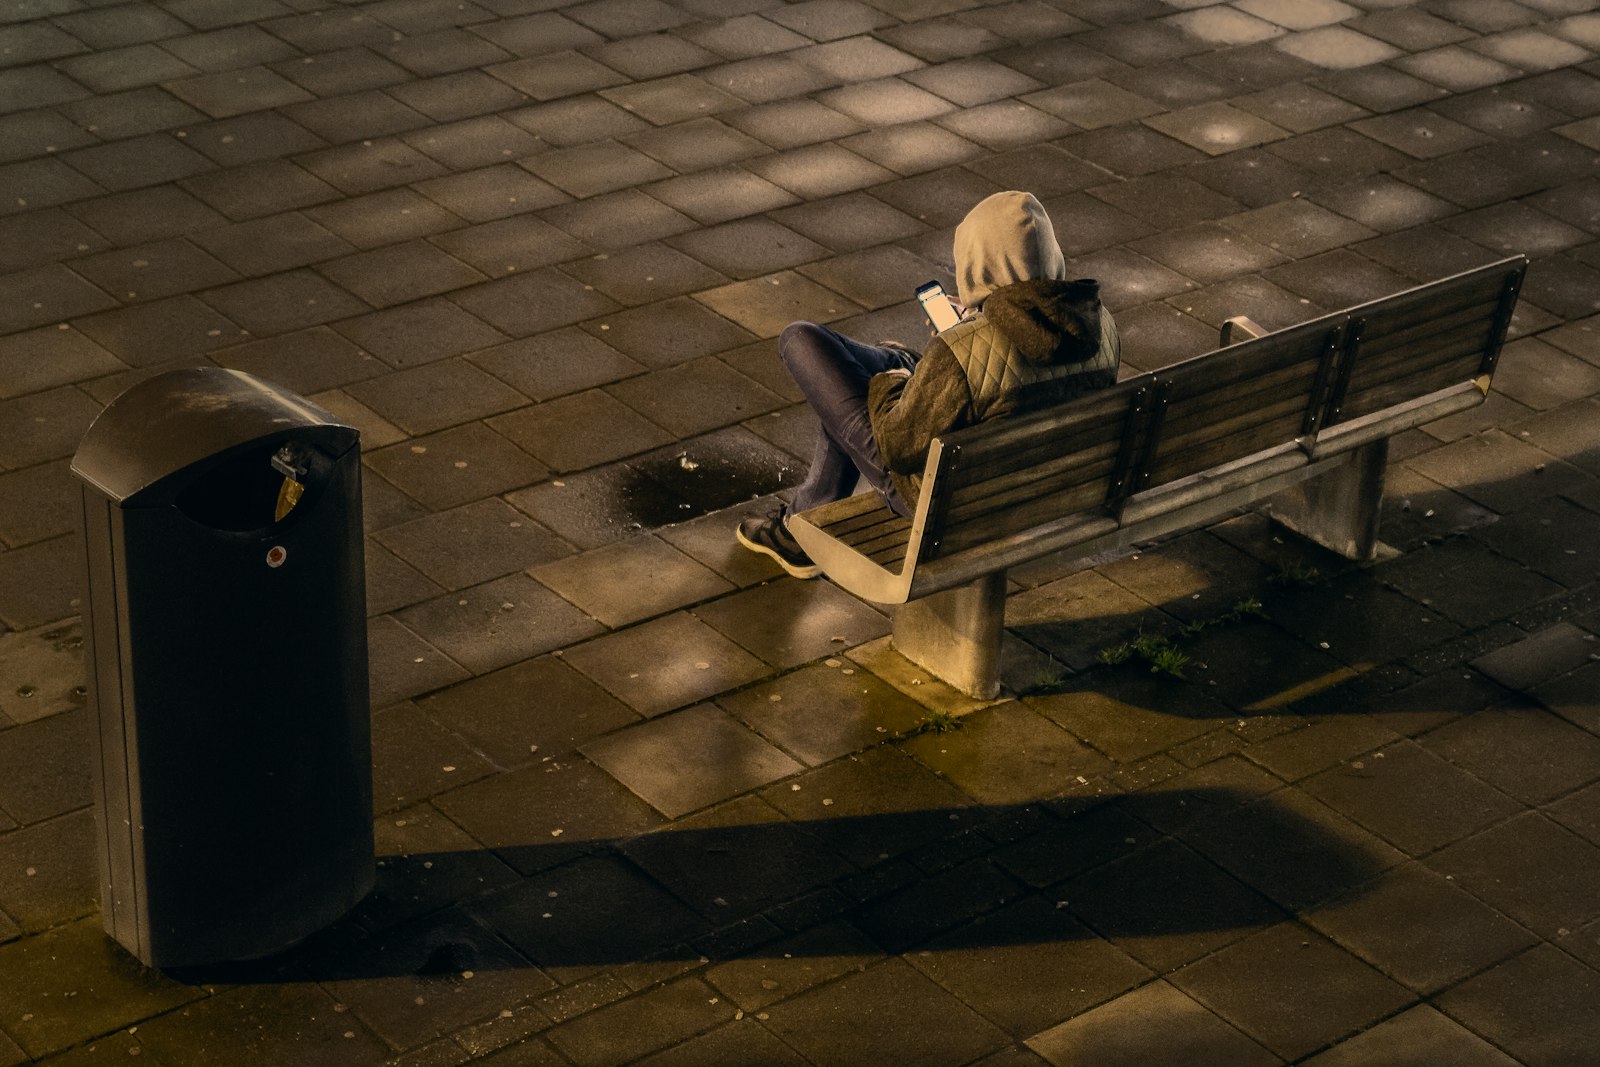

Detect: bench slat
[918, 382, 1145, 563]
[930, 458, 1123, 558]
[1158, 317, 1341, 391]
[1355, 303, 1496, 360]
[840, 525, 911, 557]
[1144, 396, 1311, 488]
[935, 477, 1123, 557]
[1341, 354, 1486, 419]
[1327, 258, 1521, 427]
[1340, 331, 1496, 420]
[1350, 329, 1491, 388]
[1154, 367, 1320, 442]
[938, 452, 1120, 533]
[944, 417, 1134, 495]
[1159, 356, 1321, 419]
[810, 491, 896, 527]
[944, 424, 1126, 495]
[854, 525, 913, 557]
[937, 381, 1146, 471]
[1344, 260, 1513, 331]
[821, 508, 908, 542]
[1133, 323, 1330, 491]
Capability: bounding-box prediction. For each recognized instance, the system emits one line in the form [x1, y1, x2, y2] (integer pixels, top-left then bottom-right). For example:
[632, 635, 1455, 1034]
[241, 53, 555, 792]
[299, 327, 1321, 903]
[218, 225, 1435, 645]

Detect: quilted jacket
[866, 279, 1119, 511]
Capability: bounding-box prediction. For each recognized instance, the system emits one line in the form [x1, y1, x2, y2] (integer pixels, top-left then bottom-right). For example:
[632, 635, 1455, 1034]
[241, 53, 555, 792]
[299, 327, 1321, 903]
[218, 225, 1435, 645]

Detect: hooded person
[737, 190, 1120, 579]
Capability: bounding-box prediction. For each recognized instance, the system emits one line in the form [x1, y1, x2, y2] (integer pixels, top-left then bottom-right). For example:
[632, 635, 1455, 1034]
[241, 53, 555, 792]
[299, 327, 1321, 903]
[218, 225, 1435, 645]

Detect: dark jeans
[779, 321, 918, 517]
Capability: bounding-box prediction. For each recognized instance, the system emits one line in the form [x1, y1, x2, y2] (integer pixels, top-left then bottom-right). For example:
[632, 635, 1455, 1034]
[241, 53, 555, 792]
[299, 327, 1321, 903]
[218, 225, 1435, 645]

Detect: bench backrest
[1329, 258, 1522, 424]
[912, 255, 1525, 567]
[1131, 315, 1340, 491]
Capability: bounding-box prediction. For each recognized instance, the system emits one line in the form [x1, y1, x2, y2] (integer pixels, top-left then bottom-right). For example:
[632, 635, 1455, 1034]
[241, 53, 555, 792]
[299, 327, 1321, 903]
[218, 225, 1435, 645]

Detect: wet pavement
[3, 0, 1600, 1063]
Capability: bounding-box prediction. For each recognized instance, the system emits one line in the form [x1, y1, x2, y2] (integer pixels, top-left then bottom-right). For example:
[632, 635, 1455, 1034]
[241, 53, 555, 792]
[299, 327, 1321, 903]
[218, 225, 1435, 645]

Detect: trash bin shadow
[175, 786, 1388, 984]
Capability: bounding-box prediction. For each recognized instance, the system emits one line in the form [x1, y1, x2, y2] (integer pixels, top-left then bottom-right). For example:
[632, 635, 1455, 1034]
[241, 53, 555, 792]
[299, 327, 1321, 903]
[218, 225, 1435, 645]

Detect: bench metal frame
[789, 256, 1527, 698]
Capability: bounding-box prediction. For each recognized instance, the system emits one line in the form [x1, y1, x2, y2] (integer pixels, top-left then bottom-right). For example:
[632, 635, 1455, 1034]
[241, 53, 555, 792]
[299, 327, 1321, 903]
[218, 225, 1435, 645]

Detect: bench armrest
[1219, 316, 1265, 346]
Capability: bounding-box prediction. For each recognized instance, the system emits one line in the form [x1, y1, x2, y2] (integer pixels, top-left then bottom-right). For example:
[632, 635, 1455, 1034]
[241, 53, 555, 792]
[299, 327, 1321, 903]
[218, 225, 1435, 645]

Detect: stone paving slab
[3, 0, 1600, 1064]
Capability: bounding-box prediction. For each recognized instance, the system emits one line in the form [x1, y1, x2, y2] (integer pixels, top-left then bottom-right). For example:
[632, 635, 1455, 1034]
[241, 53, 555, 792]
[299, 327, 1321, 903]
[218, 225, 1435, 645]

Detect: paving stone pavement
[2, 0, 1600, 1062]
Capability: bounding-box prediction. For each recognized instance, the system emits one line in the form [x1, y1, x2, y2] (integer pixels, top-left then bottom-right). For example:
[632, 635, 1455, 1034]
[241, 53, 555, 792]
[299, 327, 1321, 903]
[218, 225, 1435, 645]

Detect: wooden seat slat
[843, 529, 912, 560]
[866, 544, 912, 569]
[824, 507, 907, 537]
[849, 524, 912, 554]
[820, 509, 904, 540]
[810, 491, 897, 526]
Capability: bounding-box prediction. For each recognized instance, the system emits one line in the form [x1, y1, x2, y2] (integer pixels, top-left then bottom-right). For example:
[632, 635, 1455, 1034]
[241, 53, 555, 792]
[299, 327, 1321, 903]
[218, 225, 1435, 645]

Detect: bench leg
[1269, 439, 1388, 561]
[891, 572, 1007, 700]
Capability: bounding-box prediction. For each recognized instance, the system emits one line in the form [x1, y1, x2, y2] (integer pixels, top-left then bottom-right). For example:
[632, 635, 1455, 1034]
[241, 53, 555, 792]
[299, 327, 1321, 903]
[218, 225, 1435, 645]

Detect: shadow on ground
[172, 786, 1386, 985]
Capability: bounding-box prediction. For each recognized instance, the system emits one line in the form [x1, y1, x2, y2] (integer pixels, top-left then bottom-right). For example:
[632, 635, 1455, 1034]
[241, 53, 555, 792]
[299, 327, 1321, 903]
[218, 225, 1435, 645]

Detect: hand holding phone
[916, 280, 962, 333]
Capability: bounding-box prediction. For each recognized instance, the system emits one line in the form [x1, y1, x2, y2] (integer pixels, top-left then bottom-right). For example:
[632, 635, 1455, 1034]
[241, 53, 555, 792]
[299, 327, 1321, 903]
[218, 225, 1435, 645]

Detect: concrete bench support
[891, 571, 1007, 700]
[1269, 439, 1388, 562]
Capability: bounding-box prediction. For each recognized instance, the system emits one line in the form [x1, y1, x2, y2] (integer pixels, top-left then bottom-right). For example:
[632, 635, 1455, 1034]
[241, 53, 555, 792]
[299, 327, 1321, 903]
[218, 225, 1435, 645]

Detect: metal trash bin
[71, 367, 373, 968]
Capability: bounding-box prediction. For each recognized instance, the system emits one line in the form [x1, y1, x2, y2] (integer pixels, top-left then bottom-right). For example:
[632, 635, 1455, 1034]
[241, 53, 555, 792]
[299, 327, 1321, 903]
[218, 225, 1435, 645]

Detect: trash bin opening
[174, 441, 332, 533]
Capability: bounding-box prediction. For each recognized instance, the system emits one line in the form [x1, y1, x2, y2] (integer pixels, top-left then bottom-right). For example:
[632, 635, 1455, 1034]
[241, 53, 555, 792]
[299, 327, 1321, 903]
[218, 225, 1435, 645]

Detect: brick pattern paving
[3, 0, 1600, 1063]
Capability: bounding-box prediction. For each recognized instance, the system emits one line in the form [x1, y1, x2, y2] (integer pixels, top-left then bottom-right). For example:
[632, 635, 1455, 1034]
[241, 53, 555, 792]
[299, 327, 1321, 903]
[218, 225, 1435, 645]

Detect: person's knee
[778, 321, 830, 372]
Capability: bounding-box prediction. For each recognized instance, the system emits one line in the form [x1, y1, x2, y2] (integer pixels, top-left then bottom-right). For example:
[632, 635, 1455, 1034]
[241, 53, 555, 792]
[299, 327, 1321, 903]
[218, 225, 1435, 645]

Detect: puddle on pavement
[618, 441, 799, 529]
[527, 429, 805, 545]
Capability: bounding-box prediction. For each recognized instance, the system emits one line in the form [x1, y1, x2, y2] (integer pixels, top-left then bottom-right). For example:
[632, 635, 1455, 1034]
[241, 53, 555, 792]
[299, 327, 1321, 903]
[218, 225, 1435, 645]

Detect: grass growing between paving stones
[1268, 562, 1323, 588]
[1093, 597, 1268, 680]
[909, 709, 964, 735]
[1098, 632, 1191, 678]
[1101, 634, 1191, 678]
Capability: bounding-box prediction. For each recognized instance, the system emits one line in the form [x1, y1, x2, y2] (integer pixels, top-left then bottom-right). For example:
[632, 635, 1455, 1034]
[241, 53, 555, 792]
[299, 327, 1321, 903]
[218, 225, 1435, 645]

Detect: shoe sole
[735, 524, 822, 580]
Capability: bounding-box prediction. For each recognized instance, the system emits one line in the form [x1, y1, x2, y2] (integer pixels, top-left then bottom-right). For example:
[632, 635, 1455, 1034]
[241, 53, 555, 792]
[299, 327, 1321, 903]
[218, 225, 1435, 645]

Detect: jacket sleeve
[866, 340, 975, 475]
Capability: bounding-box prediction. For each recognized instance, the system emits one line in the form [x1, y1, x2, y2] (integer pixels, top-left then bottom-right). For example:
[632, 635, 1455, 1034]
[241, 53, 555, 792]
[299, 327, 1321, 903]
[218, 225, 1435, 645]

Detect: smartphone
[916, 280, 961, 333]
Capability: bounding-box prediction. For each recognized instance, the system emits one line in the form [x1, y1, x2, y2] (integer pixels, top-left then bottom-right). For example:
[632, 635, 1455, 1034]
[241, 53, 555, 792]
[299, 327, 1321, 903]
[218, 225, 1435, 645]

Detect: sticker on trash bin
[266, 545, 288, 568]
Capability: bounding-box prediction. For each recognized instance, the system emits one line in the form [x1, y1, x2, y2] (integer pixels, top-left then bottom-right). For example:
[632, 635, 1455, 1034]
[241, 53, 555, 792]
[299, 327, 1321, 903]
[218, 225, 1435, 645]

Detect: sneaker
[736, 508, 821, 579]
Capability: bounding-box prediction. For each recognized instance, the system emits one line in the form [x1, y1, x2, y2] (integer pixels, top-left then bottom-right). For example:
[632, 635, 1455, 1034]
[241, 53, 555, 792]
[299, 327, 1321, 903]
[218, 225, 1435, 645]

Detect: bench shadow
[1007, 437, 1599, 712]
[176, 786, 1387, 984]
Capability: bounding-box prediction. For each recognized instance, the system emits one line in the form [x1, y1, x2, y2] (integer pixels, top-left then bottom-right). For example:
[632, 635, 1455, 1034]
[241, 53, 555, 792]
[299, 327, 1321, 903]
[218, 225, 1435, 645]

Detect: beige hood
[953, 190, 1067, 310]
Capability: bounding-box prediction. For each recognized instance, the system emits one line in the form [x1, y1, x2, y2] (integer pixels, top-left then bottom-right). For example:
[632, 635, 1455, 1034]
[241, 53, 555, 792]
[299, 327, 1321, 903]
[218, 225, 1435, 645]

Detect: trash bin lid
[71, 367, 359, 506]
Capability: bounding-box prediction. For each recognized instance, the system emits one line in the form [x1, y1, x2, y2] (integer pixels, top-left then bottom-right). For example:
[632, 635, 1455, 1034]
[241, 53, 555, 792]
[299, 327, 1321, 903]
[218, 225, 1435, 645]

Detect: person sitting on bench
[737, 189, 1123, 578]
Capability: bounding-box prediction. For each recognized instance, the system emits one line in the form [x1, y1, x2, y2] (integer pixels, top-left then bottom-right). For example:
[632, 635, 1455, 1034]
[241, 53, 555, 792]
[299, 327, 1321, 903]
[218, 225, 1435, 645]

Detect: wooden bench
[788, 255, 1528, 699]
